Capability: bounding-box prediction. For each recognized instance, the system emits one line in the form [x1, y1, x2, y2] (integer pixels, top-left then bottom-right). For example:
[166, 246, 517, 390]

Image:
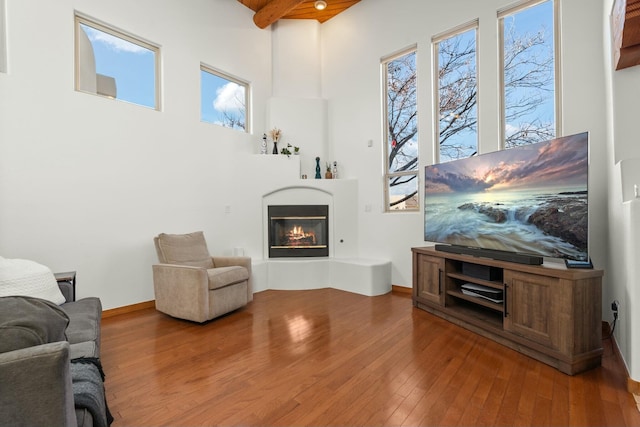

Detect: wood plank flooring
[100, 289, 640, 426]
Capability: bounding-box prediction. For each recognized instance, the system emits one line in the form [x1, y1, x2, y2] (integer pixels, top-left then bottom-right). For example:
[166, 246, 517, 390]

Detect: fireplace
[268, 205, 329, 258]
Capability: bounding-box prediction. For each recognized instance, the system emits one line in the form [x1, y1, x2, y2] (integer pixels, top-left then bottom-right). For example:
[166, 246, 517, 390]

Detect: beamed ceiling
[237, 0, 362, 29]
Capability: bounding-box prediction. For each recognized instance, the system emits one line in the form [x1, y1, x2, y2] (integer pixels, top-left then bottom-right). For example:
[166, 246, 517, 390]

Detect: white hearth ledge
[251, 257, 392, 297]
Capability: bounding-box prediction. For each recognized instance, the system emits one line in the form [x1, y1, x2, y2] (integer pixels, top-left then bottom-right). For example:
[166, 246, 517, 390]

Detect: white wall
[0, 0, 272, 309]
[268, 20, 329, 183]
[603, 0, 640, 382]
[320, 0, 610, 292]
[272, 20, 322, 99]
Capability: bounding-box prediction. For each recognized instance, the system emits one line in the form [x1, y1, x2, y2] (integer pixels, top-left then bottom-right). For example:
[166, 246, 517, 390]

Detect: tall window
[382, 47, 418, 212]
[75, 14, 160, 110]
[499, 0, 559, 148]
[200, 65, 249, 132]
[433, 21, 478, 163]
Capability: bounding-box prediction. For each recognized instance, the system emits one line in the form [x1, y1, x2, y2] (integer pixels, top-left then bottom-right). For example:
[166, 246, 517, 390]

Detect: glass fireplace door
[268, 205, 329, 258]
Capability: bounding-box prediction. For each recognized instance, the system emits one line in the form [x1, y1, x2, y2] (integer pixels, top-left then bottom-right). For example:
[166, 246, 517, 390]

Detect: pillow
[156, 231, 214, 269]
[0, 257, 66, 305]
[0, 295, 69, 353]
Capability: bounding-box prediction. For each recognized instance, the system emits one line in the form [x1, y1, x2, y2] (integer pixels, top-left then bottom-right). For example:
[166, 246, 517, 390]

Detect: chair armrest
[211, 256, 250, 269]
[0, 341, 77, 427]
[152, 264, 210, 322]
[211, 257, 253, 302]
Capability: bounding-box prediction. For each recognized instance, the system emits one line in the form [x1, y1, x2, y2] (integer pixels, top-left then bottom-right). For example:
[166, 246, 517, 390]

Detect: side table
[54, 271, 76, 302]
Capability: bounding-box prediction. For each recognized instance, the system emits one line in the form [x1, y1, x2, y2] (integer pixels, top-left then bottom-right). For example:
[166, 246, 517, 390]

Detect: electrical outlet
[611, 300, 620, 322]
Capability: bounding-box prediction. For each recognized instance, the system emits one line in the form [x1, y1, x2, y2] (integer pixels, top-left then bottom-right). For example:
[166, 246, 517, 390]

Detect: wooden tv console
[412, 247, 604, 375]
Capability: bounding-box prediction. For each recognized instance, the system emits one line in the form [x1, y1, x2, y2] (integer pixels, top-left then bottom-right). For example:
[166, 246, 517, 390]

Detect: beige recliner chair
[152, 231, 252, 323]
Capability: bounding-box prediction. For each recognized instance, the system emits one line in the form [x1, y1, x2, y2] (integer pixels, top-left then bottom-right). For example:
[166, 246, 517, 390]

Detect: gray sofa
[0, 281, 107, 427]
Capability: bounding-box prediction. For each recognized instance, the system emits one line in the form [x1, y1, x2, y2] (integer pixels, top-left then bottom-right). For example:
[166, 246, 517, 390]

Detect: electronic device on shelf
[424, 132, 589, 265]
[460, 283, 503, 303]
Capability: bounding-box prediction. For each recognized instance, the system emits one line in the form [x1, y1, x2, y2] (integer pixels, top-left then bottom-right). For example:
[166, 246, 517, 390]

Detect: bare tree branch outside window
[384, 2, 554, 209]
[384, 50, 418, 211]
[436, 28, 478, 163]
[502, 0, 555, 148]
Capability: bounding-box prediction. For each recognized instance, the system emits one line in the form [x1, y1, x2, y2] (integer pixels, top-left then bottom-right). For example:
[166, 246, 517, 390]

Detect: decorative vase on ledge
[272, 140, 278, 154]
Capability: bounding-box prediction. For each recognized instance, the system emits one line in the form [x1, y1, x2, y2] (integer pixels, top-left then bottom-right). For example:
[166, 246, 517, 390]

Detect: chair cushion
[207, 266, 249, 290]
[156, 232, 214, 269]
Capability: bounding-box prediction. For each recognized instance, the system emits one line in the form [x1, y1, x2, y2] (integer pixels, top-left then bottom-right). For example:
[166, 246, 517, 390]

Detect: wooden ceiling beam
[237, 0, 363, 27]
[254, 0, 308, 29]
[613, 0, 640, 70]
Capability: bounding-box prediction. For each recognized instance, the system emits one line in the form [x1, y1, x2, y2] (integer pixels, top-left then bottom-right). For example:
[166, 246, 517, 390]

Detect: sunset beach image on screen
[424, 132, 588, 261]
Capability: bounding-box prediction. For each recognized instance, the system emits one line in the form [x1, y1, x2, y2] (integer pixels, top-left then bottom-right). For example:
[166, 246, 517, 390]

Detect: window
[499, 0, 559, 148]
[200, 65, 249, 132]
[433, 21, 478, 163]
[75, 14, 160, 110]
[382, 47, 418, 212]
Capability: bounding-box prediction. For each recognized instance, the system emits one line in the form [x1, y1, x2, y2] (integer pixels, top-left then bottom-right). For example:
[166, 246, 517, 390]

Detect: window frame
[200, 63, 251, 134]
[498, 0, 561, 148]
[74, 12, 162, 110]
[432, 19, 479, 164]
[381, 45, 419, 213]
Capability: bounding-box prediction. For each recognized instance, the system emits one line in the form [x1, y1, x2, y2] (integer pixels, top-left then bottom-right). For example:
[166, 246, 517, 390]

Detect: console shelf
[446, 289, 504, 312]
[446, 272, 503, 289]
[412, 246, 603, 375]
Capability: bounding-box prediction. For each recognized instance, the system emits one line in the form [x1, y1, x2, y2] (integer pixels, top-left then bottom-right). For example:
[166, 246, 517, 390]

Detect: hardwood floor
[101, 289, 640, 426]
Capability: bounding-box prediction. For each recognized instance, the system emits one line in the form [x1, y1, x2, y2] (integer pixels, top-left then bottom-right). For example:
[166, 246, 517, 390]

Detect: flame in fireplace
[286, 225, 316, 245]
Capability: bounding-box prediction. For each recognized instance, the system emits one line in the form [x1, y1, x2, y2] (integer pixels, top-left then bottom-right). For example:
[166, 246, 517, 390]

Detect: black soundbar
[434, 244, 543, 265]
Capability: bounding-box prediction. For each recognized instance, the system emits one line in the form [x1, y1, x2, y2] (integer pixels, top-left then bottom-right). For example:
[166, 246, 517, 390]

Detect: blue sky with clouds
[82, 23, 246, 129]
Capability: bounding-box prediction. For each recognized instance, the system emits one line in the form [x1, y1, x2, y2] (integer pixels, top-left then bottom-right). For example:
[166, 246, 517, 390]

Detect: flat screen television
[424, 132, 589, 263]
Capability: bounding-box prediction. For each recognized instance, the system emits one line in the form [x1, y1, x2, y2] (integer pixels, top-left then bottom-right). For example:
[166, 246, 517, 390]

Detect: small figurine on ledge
[315, 157, 321, 179]
[325, 163, 333, 179]
[332, 161, 338, 179]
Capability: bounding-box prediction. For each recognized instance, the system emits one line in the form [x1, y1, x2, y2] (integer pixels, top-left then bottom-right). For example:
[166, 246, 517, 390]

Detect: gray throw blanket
[71, 358, 113, 427]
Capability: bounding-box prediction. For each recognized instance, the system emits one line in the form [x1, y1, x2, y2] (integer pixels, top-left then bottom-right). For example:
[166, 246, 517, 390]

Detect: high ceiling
[237, 0, 362, 29]
[238, 0, 640, 70]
